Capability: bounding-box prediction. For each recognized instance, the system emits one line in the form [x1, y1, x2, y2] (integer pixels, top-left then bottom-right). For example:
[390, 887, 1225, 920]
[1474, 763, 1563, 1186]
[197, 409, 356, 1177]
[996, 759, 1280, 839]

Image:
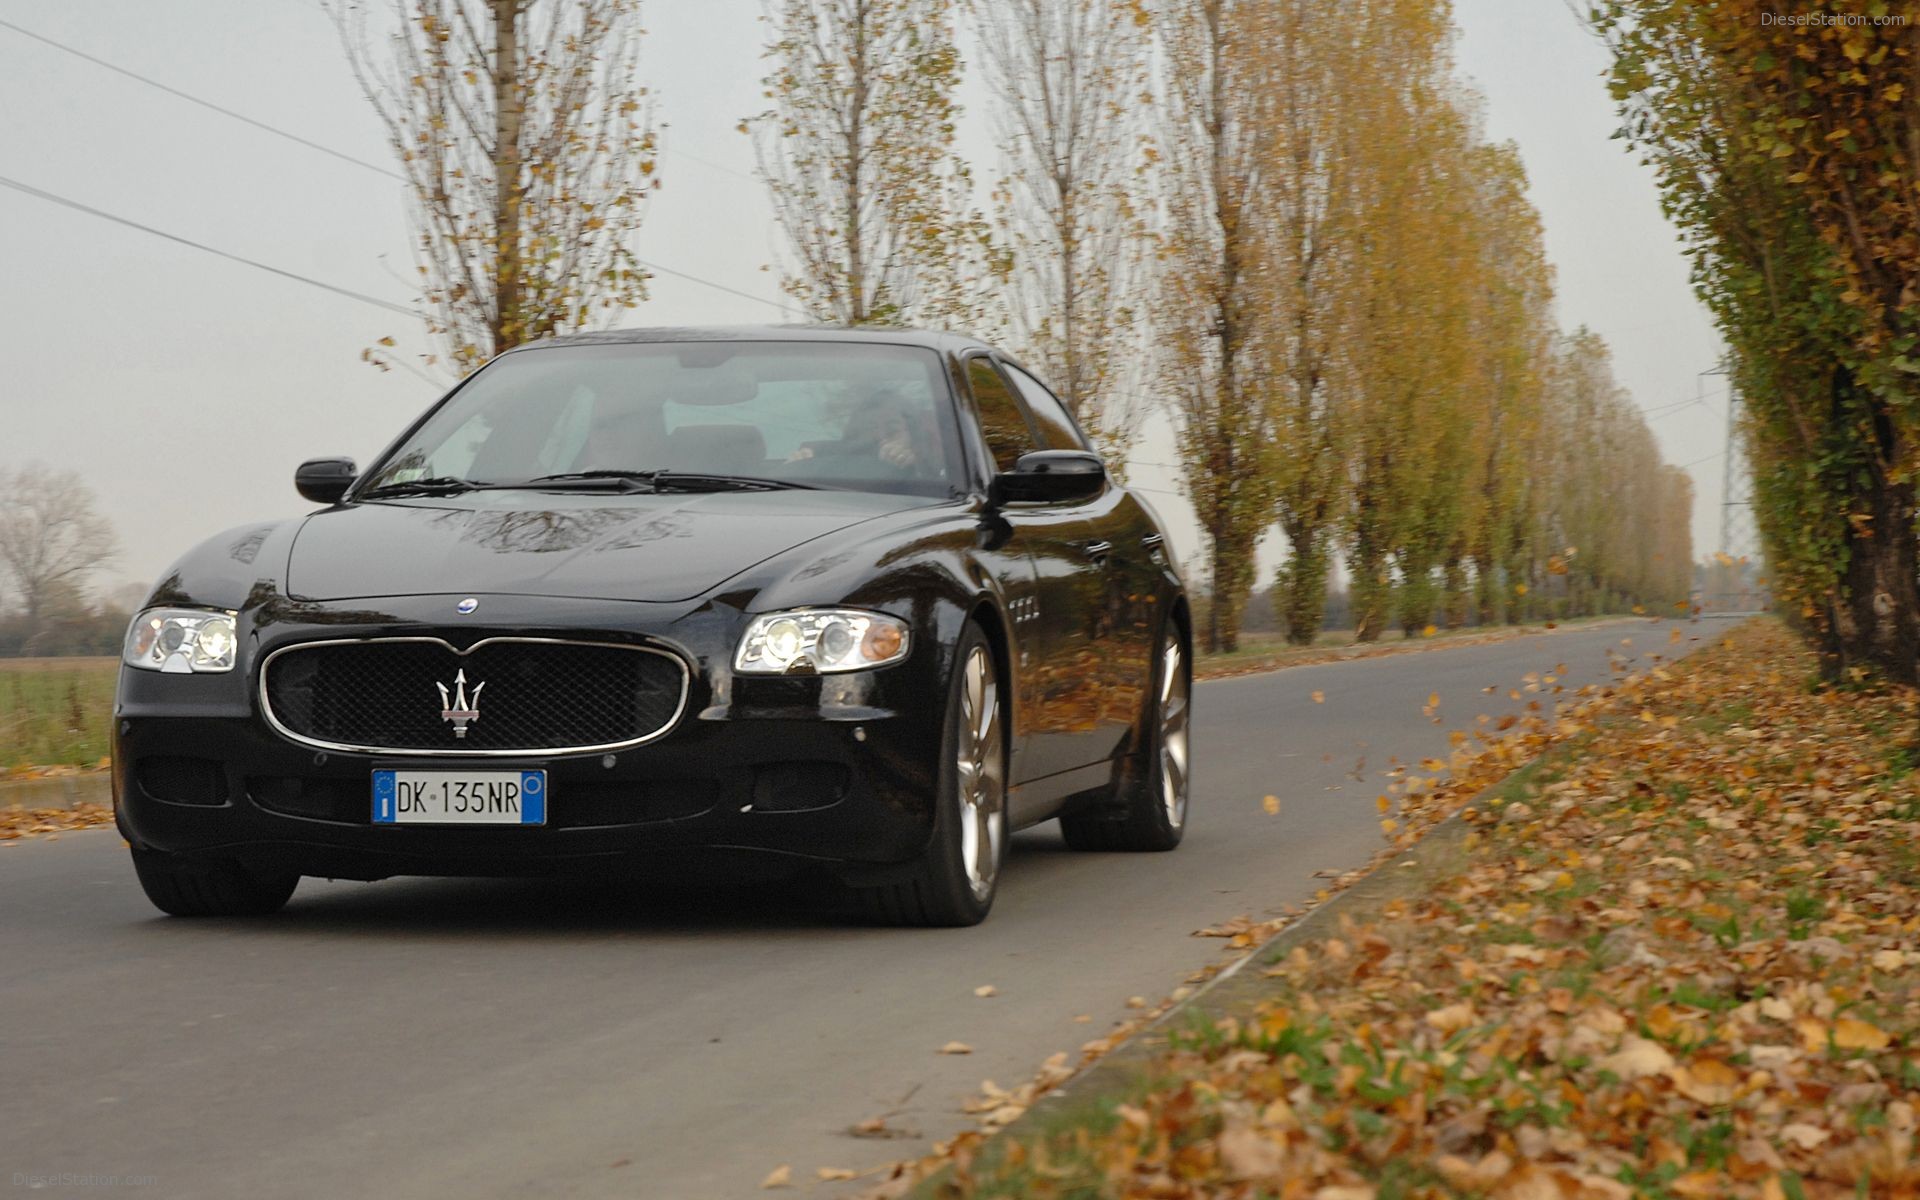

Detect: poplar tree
[326, 0, 657, 374]
[974, 0, 1151, 447]
[751, 0, 992, 328]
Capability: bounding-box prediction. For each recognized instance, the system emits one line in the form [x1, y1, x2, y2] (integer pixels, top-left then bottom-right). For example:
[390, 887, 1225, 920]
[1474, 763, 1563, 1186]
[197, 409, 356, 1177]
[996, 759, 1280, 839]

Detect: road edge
[902, 795, 1496, 1197]
[1191, 615, 1645, 682]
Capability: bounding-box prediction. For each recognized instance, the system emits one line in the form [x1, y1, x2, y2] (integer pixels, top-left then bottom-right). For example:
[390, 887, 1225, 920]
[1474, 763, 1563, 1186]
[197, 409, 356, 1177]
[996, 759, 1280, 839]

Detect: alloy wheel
[954, 644, 1006, 900]
[1159, 637, 1190, 828]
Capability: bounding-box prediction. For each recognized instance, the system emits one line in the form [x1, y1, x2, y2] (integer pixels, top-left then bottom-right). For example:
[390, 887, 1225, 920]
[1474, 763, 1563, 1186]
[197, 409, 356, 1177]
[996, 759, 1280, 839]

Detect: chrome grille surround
[257, 635, 691, 757]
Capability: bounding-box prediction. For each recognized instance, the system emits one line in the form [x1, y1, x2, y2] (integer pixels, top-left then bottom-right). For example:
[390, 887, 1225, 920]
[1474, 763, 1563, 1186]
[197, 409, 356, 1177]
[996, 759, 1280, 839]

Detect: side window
[1000, 363, 1089, 451]
[966, 358, 1036, 472]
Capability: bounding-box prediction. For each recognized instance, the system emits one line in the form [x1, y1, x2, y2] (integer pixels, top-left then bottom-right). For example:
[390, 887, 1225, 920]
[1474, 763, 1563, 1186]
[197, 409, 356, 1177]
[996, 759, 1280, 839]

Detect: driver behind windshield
[788, 389, 933, 479]
[356, 342, 960, 498]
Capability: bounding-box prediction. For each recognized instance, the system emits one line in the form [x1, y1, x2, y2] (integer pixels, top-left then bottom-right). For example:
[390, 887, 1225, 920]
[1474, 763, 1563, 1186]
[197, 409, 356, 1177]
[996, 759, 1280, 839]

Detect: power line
[659, 139, 761, 185]
[0, 16, 403, 182]
[635, 258, 787, 313]
[0, 174, 420, 318]
[2, 174, 790, 327]
[263, 0, 760, 185]
[0, 15, 788, 314]
[0, 15, 759, 186]
[1639, 387, 1727, 419]
[1640, 396, 1704, 417]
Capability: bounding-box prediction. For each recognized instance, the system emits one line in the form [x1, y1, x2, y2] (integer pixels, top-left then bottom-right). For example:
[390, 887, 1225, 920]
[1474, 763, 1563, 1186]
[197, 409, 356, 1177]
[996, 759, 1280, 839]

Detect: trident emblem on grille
[436, 669, 485, 738]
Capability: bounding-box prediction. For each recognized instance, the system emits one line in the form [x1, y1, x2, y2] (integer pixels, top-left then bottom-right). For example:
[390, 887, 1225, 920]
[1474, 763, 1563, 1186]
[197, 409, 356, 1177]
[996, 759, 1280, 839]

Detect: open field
[0, 657, 116, 772]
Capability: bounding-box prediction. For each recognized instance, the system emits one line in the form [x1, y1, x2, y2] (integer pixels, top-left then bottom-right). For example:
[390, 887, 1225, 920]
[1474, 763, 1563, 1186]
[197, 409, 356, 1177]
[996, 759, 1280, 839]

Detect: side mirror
[989, 449, 1106, 506]
[295, 457, 358, 504]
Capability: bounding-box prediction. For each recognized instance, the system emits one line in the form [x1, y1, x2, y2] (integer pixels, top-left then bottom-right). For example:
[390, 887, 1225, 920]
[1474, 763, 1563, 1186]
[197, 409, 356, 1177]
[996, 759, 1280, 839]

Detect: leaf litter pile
[0, 802, 114, 842]
[929, 621, 1920, 1199]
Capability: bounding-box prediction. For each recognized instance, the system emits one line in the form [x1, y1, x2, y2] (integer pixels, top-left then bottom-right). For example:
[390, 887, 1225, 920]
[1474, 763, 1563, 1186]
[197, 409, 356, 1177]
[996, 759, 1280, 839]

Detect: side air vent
[138, 756, 228, 806]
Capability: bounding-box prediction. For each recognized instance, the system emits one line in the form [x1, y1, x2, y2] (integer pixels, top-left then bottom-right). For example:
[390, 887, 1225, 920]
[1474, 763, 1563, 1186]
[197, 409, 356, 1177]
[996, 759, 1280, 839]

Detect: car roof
[509, 324, 994, 357]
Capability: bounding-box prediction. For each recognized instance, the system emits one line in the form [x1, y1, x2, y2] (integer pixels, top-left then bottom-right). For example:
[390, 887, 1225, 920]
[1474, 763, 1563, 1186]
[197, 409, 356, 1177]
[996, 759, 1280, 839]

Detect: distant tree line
[333, 0, 1697, 654]
[1595, 0, 1919, 682]
[750, 0, 1694, 650]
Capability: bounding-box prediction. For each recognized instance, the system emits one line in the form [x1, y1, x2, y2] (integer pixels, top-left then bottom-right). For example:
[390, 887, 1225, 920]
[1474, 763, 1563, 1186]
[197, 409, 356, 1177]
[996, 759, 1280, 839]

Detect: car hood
[285, 489, 931, 604]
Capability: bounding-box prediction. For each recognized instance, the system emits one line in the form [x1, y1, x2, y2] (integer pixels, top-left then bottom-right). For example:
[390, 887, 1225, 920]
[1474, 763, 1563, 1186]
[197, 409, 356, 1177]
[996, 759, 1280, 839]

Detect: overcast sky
[0, 0, 1727, 599]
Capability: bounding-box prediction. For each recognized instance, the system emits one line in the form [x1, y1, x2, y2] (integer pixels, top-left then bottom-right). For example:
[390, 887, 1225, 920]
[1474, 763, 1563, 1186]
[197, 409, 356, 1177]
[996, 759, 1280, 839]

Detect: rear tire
[1059, 626, 1189, 852]
[854, 624, 1006, 927]
[130, 849, 298, 917]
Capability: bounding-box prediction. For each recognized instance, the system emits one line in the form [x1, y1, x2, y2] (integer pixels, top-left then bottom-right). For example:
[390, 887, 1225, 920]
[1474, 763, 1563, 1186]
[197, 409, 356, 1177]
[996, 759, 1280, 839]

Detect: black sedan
[114, 327, 1190, 925]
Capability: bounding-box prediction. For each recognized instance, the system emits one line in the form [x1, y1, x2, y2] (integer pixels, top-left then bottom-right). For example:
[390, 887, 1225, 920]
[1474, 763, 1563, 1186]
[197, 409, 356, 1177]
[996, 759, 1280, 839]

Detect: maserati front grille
[260, 637, 689, 755]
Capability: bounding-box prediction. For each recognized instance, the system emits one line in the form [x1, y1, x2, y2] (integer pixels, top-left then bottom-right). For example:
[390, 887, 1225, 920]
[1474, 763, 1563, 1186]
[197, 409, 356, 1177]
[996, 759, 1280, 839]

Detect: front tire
[1059, 627, 1189, 852]
[130, 849, 299, 917]
[854, 624, 1006, 927]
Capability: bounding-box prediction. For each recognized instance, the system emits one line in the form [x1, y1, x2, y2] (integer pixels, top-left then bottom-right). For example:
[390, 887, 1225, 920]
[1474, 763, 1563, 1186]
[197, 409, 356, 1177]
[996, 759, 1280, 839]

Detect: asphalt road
[1, 617, 1731, 1199]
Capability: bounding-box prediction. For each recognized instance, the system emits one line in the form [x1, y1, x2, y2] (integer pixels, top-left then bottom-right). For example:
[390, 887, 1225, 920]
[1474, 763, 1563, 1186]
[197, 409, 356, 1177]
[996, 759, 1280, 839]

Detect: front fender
[144, 520, 304, 613]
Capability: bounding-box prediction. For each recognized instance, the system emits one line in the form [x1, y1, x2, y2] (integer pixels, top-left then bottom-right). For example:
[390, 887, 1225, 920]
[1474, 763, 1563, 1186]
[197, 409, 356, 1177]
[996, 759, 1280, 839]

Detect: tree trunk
[1275, 523, 1331, 646]
[1837, 459, 1920, 685]
[843, 2, 868, 324]
[1443, 557, 1470, 629]
[1812, 371, 1920, 685]
[1474, 557, 1501, 626]
[1350, 541, 1390, 643]
[1397, 558, 1437, 636]
[1203, 519, 1256, 655]
[491, 0, 525, 352]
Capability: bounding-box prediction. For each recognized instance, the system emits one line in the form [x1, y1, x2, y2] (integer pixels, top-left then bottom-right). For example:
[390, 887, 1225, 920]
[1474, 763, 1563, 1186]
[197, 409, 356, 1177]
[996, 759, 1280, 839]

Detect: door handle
[1081, 540, 1113, 562]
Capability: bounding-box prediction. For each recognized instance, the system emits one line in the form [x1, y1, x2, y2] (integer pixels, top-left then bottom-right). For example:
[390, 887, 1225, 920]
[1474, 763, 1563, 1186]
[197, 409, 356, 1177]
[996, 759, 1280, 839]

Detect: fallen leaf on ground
[1833, 1017, 1891, 1050]
[895, 623, 1920, 1200]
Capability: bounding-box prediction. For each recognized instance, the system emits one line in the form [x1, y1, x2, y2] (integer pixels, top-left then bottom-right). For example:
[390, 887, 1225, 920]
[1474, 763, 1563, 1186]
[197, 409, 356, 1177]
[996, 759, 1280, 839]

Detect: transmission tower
[1710, 366, 1768, 614]
[1718, 381, 1758, 563]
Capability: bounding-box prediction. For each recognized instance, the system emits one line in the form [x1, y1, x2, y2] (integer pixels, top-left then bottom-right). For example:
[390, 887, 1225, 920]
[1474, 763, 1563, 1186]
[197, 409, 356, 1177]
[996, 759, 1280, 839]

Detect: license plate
[372, 769, 546, 825]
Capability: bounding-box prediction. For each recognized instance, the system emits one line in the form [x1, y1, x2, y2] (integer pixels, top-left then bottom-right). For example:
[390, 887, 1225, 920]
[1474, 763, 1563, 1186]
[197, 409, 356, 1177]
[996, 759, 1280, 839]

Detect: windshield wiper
[511, 470, 820, 493]
[651, 471, 820, 493]
[357, 476, 488, 499]
[515, 470, 660, 493]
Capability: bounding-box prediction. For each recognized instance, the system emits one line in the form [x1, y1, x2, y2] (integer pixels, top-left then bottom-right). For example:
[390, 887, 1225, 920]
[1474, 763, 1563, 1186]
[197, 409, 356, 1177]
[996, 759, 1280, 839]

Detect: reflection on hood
[285, 489, 930, 604]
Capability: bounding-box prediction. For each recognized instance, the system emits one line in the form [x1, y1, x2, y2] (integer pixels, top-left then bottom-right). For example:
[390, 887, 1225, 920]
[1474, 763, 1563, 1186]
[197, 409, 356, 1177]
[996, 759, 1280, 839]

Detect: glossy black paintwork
[285, 489, 935, 604]
[117, 326, 1187, 881]
[293, 457, 357, 504]
[989, 449, 1107, 505]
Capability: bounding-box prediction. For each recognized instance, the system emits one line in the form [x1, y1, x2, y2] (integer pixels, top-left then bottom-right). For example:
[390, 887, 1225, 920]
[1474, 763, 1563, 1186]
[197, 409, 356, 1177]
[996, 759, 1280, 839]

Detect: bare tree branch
[323, 0, 658, 375]
[0, 464, 118, 629]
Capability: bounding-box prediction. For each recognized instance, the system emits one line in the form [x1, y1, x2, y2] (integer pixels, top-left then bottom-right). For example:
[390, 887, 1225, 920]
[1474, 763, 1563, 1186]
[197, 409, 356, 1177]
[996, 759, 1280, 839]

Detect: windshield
[360, 340, 965, 498]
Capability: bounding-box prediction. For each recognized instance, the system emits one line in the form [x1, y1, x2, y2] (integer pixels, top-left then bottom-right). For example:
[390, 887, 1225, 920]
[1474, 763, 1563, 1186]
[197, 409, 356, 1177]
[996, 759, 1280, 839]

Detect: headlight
[734, 608, 911, 675]
[123, 608, 239, 673]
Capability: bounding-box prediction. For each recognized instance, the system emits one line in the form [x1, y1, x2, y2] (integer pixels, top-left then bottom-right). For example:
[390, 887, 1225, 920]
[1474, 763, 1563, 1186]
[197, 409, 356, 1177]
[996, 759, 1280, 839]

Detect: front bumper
[112, 593, 947, 881]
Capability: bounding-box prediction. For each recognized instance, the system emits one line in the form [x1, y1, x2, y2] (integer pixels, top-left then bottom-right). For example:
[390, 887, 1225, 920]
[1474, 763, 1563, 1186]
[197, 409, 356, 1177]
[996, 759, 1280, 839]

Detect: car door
[990, 359, 1145, 776]
[958, 355, 1054, 790]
